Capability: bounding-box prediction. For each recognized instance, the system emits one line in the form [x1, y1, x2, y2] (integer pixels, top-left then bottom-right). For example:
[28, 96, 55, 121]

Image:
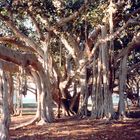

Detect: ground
[10, 108, 140, 140]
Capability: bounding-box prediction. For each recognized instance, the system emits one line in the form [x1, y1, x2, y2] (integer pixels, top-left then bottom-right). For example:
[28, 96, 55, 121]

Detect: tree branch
[0, 45, 42, 71]
[56, 0, 89, 27]
[0, 59, 19, 73]
[66, 33, 81, 57]
[0, 37, 35, 52]
[60, 33, 77, 61]
[0, 13, 44, 56]
[89, 18, 140, 59]
[27, 10, 44, 40]
[114, 32, 140, 64]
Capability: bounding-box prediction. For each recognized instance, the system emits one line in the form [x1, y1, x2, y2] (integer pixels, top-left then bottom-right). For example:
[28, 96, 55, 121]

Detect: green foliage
[87, 1, 108, 26]
[0, 0, 139, 70]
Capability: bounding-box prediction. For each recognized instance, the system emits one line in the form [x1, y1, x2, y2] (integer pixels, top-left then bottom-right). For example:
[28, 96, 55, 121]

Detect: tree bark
[138, 81, 140, 107]
[41, 37, 54, 123]
[78, 58, 88, 117]
[91, 25, 114, 119]
[31, 71, 41, 120]
[118, 54, 128, 119]
[101, 25, 114, 119]
[7, 73, 14, 115]
[16, 73, 23, 116]
[91, 55, 97, 116]
[0, 64, 10, 140]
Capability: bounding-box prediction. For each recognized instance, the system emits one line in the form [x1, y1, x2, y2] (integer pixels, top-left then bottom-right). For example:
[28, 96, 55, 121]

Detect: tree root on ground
[10, 116, 39, 130]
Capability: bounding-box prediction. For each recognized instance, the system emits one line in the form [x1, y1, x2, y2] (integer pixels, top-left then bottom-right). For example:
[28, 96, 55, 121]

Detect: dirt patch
[10, 114, 140, 140]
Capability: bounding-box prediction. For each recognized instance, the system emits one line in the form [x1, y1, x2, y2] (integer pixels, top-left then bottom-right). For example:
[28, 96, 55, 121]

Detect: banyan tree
[0, 0, 140, 139]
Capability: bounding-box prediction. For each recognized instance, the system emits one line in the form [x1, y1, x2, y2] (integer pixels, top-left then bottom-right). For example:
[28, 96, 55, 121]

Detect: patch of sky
[112, 93, 119, 105]
[23, 18, 36, 31]
[13, 92, 36, 104]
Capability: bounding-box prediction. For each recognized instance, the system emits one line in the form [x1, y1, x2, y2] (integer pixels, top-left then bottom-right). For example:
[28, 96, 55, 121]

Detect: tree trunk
[91, 55, 97, 116]
[41, 37, 54, 123]
[31, 70, 41, 120]
[78, 58, 88, 117]
[7, 73, 14, 115]
[91, 25, 114, 119]
[93, 48, 103, 118]
[15, 73, 23, 116]
[101, 25, 114, 119]
[38, 69, 54, 123]
[0, 65, 10, 140]
[137, 81, 140, 107]
[108, 0, 115, 94]
[118, 54, 128, 119]
[66, 54, 72, 74]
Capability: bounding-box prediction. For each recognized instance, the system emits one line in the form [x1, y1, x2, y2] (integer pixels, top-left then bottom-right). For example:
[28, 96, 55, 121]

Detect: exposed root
[11, 116, 39, 130]
[119, 116, 131, 122]
[37, 119, 48, 126]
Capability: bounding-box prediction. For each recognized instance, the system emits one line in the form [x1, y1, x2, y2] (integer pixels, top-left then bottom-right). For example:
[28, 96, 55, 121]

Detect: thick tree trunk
[78, 58, 88, 117]
[108, 0, 116, 93]
[7, 73, 14, 115]
[91, 26, 114, 119]
[38, 70, 54, 123]
[101, 26, 114, 119]
[118, 54, 128, 119]
[41, 38, 54, 123]
[0, 65, 10, 140]
[93, 48, 103, 118]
